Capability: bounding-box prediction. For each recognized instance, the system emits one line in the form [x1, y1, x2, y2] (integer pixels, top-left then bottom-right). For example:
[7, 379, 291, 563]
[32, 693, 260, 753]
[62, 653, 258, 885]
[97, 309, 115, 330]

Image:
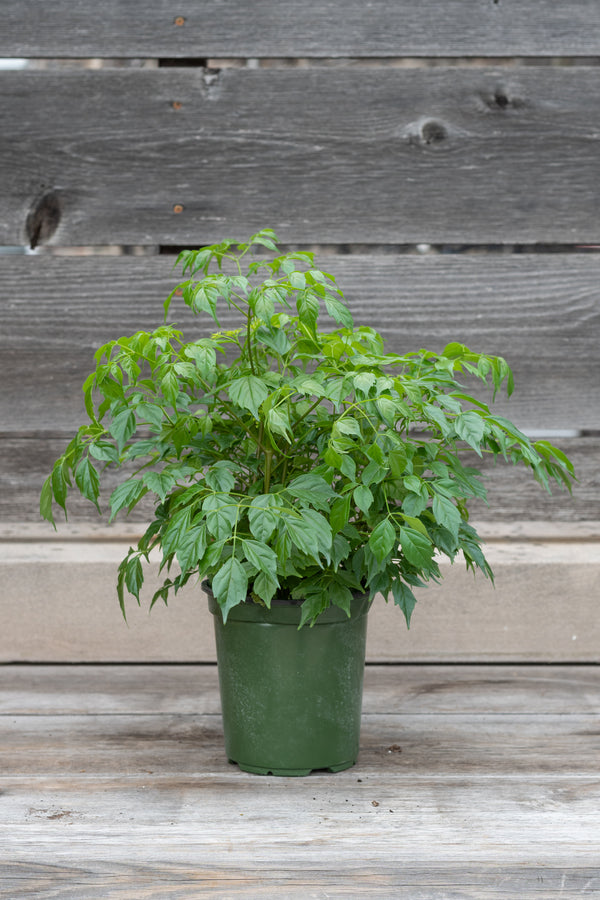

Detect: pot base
[231, 758, 356, 777]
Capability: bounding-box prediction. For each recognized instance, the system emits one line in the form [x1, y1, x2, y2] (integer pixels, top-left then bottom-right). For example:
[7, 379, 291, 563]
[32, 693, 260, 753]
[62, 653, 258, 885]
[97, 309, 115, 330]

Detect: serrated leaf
[454, 410, 486, 456]
[40, 475, 55, 526]
[212, 557, 248, 623]
[267, 407, 292, 441]
[242, 539, 278, 578]
[229, 375, 269, 419]
[432, 494, 461, 539]
[391, 580, 418, 628]
[175, 524, 207, 573]
[75, 458, 100, 509]
[253, 569, 279, 606]
[335, 417, 361, 437]
[202, 494, 239, 540]
[353, 372, 377, 396]
[248, 494, 279, 541]
[330, 494, 351, 534]
[285, 510, 332, 563]
[329, 581, 353, 615]
[399, 526, 435, 569]
[109, 478, 147, 522]
[109, 408, 136, 452]
[184, 343, 217, 379]
[324, 294, 354, 328]
[368, 518, 397, 562]
[286, 474, 335, 510]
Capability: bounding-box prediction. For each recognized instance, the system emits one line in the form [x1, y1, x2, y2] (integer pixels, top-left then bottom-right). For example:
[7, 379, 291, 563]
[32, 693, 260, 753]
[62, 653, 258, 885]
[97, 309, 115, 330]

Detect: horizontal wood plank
[2, 712, 600, 778]
[2, 540, 599, 661]
[3, 67, 600, 245]
[2, 0, 600, 58]
[0, 253, 598, 432]
[2, 433, 595, 524]
[2, 664, 599, 716]
[2, 863, 599, 899]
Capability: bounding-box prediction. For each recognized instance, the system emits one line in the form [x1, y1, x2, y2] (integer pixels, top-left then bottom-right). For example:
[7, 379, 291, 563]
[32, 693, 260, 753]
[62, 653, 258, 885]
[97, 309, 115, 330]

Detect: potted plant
[41, 229, 575, 775]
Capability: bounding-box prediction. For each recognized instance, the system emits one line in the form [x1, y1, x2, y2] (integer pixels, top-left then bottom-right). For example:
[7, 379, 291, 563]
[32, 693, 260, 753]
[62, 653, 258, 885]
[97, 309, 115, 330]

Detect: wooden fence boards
[1, 253, 598, 431]
[3, 67, 600, 245]
[3, 1, 600, 58]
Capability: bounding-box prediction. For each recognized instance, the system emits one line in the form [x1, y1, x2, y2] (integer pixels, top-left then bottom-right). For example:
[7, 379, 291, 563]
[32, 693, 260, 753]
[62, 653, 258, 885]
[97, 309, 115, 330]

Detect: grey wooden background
[0, 1, 598, 661]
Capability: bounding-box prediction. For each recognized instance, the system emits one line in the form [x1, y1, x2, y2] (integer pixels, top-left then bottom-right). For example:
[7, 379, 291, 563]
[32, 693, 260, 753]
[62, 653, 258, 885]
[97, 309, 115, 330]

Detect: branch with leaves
[41, 229, 576, 627]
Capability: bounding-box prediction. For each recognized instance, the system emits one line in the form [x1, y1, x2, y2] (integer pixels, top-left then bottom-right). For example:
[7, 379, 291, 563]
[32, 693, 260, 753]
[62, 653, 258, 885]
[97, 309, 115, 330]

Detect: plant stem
[264, 449, 273, 493]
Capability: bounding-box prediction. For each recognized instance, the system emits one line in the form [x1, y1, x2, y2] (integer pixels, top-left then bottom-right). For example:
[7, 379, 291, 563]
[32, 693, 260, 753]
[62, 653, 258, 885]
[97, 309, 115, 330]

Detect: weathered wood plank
[1, 712, 600, 776]
[2, 862, 599, 899]
[2, 0, 600, 58]
[3, 67, 600, 245]
[1, 253, 598, 431]
[2, 664, 599, 716]
[2, 540, 599, 662]
[2, 433, 595, 523]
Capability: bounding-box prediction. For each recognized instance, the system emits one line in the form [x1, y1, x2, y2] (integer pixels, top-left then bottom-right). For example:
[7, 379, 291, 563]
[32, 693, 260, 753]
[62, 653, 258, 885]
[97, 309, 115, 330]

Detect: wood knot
[26, 190, 63, 249]
[420, 120, 448, 146]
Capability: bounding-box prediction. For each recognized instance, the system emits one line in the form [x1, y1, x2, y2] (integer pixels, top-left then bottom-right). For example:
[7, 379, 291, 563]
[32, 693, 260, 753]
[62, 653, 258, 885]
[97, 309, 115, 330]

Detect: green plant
[41, 229, 575, 627]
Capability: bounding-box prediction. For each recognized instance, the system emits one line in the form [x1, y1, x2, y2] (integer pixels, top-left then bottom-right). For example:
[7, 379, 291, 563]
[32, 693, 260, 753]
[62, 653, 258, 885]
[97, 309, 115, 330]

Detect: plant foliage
[41, 229, 575, 626]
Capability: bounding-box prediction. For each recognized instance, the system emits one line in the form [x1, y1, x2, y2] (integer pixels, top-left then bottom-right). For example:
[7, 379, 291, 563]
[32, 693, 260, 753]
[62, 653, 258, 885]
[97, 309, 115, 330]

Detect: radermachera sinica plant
[41, 229, 575, 626]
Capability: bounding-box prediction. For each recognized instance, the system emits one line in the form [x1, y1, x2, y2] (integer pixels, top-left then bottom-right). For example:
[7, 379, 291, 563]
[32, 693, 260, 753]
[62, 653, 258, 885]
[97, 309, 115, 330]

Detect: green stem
[264, 449, 273, 493]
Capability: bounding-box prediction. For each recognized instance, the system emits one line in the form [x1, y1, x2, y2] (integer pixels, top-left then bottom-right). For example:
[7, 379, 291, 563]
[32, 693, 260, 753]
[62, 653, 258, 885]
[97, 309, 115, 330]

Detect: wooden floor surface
[1, 664, 599, 898]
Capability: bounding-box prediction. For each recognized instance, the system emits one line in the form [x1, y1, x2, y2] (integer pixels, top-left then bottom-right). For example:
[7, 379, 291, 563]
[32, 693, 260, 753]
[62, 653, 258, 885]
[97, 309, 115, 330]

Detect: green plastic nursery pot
[207, 589, 370, 776]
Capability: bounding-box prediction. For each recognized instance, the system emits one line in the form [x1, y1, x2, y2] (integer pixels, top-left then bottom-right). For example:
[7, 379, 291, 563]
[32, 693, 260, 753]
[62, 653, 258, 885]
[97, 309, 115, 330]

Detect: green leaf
[368, 518, 397, 562]
[285, 510, 332, 563]
[205, 462, 236, 493]
[286, 474, 335, 510]
[202, 494, 239, 541]
[330, 494, 351, 534]
[432, 494, 461, 539]
[109, 408, 136, 452]
[353, 372, 377, 396]
[454, 411, 486, 456]
[329, 581, 353, 615]
[399, 526, 435, 569]
[253, 569, 279, 606]
[391, 580, 418, 628]
[266, 407, 292, 442]
[175, 524, 207, 573]
[324, 294, 354, 328]
[212, 557, 248, 622]
[124, 552, 144, 603]
[161, 506, 193, 557]
[40, 475, 55, 526]
[242, 539, 278, 578]
[335, 417, 361, 437]
[75, 458, 100, 509]
[184, 342, 217, 379]
[109, 479, 147, 521]
[89, 441, 120, 463]
[229, 375, 269, 418]
[354, 484, 374, 514]
[248, 494, 279, 541]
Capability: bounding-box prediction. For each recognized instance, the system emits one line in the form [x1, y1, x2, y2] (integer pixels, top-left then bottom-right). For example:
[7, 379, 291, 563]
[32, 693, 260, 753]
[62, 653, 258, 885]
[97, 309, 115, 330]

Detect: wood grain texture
[2, 539, 599, 662]
[0, 253, 598, 431]
[2, 433, 595, 524]
[2, 0, 600, 57]
[0, 665, 599, 896]
[3, 67, 600, 245]
[3, 664, 599, 716]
